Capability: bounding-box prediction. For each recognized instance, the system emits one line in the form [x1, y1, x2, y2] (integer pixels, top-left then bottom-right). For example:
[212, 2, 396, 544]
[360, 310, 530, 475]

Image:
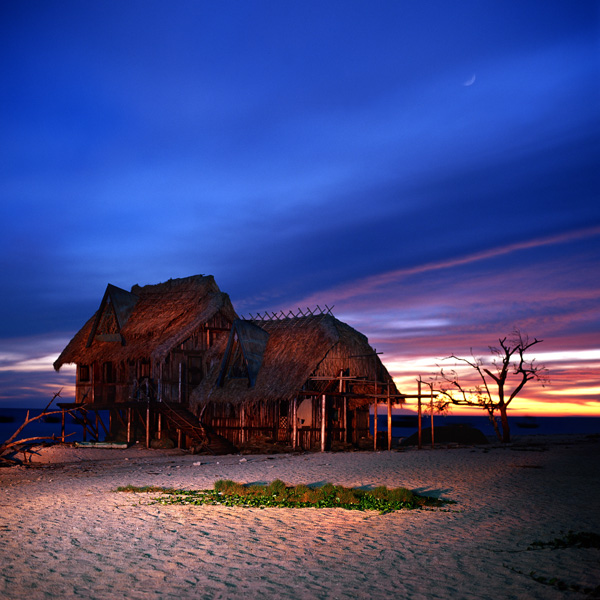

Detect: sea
[0, 408, 101, 445]
[371, 413, 600, 439]
[1, 407, 599, 446]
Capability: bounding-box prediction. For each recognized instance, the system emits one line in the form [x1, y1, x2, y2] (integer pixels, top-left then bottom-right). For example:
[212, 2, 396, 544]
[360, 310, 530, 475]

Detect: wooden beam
[418, 379, 422, 450]
[430, 384, 435, 449]
[298, 389, 426, 400]
[127, 408, 132, 444]
[178, 362, 183, 404]
[146, 404, 151, 448]
[321, 394, 326, 452]
[339, 371, 347, 444]
[240, 404, 246, 444]
[387, 383, 392, 451]
[95, 410, 110, 437]
[373, 402, 378, 451]
[292, 398, 298, 450]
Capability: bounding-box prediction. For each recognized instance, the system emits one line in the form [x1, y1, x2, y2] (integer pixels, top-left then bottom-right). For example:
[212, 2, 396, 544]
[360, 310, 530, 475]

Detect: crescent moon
[463, 74, 476, 86]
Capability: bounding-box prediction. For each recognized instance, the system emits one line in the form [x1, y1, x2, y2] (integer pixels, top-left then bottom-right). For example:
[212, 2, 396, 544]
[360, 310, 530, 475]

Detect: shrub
[118, 481, 449, 512]
[266, 479, 288, 496]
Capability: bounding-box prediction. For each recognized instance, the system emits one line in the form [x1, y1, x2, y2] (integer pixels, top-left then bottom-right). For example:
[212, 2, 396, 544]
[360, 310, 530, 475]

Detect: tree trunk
[499, 405, 511, 443]
[487, 408, 502, 442]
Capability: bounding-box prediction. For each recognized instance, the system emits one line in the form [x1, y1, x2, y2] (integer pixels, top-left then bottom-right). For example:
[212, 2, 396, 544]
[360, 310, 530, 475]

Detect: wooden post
[61, 408, 65, 443]
[178, 363, 183, 404]
[430, 384, 435, 449]
[177, 429, 182, 449]
[146, 404, 151, 448]
[387, 383, 392, 451]
[373, 400, 378, 451]
[158, 413, 162, 440]
[158, 362, 162, 402]
[127, 408, 132, 444]
[343, 396, 348, 443]
[417, 379, 422, 450]
[321, 394, 326, 452]
[240, 404, 246, 444]
[292, 398, 298, 450]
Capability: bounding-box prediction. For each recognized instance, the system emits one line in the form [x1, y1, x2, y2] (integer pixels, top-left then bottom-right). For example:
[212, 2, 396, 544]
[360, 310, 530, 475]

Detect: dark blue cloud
[0, 1, 598, 408]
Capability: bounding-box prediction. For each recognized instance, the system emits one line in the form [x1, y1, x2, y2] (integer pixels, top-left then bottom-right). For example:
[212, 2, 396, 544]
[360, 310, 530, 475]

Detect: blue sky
[1, 1, 599, 413]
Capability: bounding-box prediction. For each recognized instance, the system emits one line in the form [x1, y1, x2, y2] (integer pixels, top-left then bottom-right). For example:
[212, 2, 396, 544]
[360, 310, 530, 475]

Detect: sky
[1, 1, 599, 416]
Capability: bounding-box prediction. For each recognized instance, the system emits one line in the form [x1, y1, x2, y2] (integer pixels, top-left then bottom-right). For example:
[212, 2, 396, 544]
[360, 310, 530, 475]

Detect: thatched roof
[191, 314, 398, 409]
[54, 275, 237, 370]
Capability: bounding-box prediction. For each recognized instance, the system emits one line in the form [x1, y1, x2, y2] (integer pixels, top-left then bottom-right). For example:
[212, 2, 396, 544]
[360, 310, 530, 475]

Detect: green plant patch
[117, 479, 450, 513]
[117, 484, 180, 494]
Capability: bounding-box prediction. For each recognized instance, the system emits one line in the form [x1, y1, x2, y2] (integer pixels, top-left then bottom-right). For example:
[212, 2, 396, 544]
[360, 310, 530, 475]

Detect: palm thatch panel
[190, 314, 397, 411]
[54, 275, 238, 370]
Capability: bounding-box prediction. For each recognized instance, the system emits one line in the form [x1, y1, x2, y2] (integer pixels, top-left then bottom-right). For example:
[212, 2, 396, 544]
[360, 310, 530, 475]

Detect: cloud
[295, 225, 600, 308]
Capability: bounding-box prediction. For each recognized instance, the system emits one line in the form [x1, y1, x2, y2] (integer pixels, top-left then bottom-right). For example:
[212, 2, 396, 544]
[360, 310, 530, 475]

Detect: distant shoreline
[2, 407, 599, 448]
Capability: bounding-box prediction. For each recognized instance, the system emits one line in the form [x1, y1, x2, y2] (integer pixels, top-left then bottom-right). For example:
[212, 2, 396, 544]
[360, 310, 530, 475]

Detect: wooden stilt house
[53, 275, 237, 449]
[190, 314, 402, 451]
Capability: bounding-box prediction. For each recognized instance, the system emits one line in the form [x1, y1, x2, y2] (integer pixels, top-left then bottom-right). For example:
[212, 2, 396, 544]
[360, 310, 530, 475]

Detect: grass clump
[116, 485, 177, 493]
[118, 480, 449, 513]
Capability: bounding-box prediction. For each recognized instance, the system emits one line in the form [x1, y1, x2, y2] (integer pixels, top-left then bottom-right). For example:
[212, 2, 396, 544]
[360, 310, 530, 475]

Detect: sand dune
[1, 436, 599, 599]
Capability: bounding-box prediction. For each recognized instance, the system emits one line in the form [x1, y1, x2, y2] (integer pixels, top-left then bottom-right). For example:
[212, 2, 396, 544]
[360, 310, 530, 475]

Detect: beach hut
[53, 275, 238, 448]
[190, 314, 402, 451]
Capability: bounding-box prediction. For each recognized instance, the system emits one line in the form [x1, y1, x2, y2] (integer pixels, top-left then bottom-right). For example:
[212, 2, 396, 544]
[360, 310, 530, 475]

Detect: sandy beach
[1, 435, 599, 599]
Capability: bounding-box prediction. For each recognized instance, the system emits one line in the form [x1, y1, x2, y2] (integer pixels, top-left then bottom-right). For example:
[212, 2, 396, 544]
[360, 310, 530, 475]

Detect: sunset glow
[0, 2, 597, 416]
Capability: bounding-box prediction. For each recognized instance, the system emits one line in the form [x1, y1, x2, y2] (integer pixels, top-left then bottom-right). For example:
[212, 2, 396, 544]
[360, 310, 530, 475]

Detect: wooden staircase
[157, 402, 237, 455]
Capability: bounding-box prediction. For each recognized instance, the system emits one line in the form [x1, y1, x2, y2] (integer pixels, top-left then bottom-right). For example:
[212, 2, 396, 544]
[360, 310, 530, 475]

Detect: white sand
[1, 436, 599, 599]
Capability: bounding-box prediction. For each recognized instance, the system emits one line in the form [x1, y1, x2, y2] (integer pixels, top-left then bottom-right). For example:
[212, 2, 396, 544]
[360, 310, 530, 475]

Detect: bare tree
[436, 330, 548, 443]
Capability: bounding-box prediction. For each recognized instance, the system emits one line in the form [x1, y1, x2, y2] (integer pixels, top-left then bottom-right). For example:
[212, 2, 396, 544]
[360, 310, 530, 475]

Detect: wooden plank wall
[205, 398, 371, 450]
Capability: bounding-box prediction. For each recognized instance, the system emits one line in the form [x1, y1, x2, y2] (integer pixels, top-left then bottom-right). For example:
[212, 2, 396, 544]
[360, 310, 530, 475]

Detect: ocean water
[371, 414, 600, 438]
[0, 408, 90, 445]
[2, 408, 599, 446]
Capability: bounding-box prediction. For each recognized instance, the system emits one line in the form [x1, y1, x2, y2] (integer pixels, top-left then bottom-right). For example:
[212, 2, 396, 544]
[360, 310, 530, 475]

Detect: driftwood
[0, 390, 75, 464]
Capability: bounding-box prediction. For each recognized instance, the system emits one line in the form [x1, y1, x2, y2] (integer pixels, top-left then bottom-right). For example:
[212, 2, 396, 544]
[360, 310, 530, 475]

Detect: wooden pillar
[430, 384, 435, 449]
[343, 397, 348, 443]
[417, 379, 422, 450]
[387, 383, 392, 451]
[82, 410, 87, 442]
[158, 362, 162, 402]
[127, 408, 132, 444]
[61, 408, 65, 443]
[373, 376, 379, 451]
[373, 400, 378, 451]
[338, 370, 347, 444]
[178, 362, 183, 403]
[240, 404, 246, 444]
[146, 404, 151, 448]
[321, 394, 326, 452]
[292, 398, 298, 450]
[177, 429, 182, 449]
[158, 414, 162, 440]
